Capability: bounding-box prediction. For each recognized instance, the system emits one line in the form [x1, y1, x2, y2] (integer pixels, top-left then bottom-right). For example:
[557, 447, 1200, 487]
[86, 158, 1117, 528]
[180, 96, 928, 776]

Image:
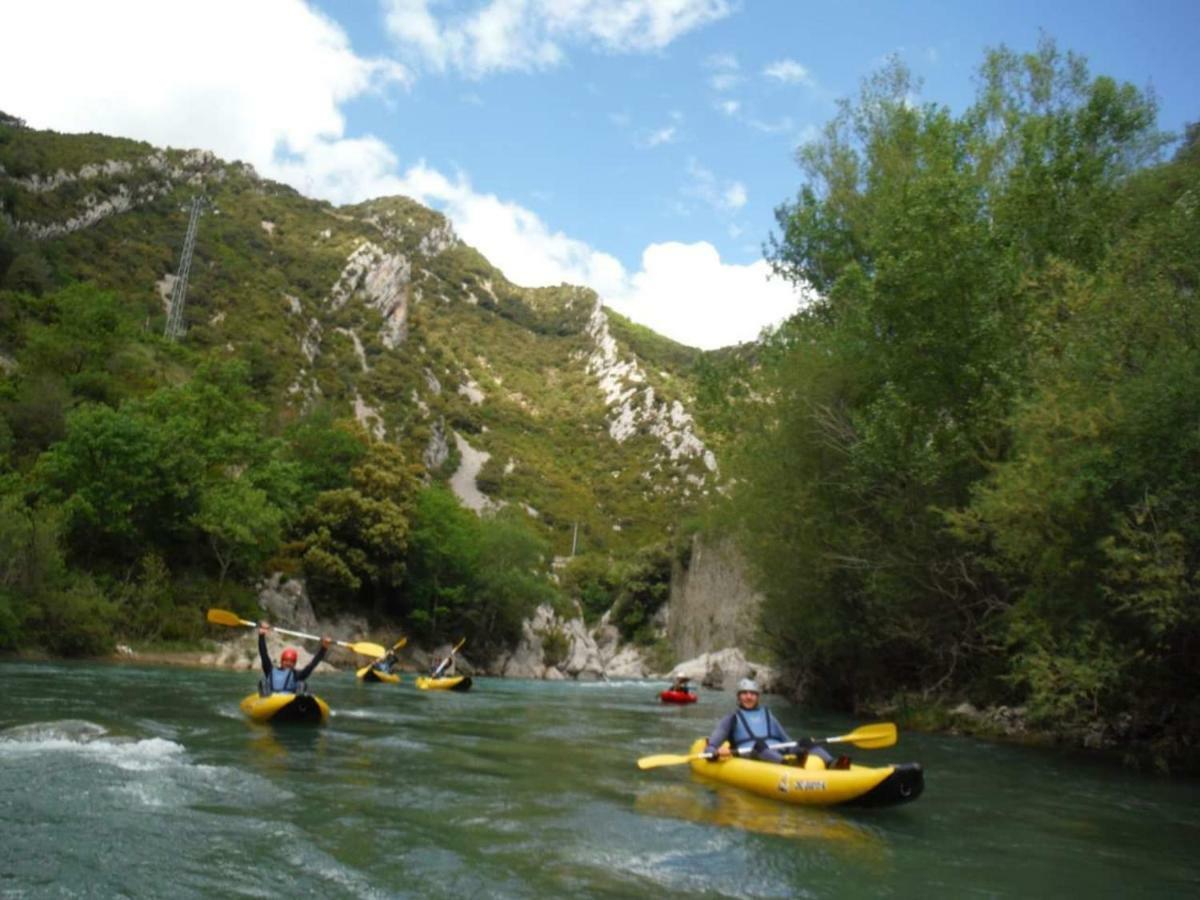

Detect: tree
[740, 40, 1165, 708]
[193, 479, 284, 588]
[299, 441, 421, 616]
[404, 484, 480, 639]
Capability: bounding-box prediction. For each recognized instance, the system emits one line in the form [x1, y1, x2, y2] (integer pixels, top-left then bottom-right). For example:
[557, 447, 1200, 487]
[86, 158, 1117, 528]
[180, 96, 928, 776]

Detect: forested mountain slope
[0, 114, 721, 658]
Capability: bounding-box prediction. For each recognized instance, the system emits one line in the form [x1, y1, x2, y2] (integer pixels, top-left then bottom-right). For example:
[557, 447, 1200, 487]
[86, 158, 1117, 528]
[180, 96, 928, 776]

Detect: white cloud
[645, 126, 679, 148]
[764, 58, 815, 87]
[0, 0, 408, 190]
[395, 163, 628, 296]
[605, 242, 806, 348]
[722, 182, 748, 210]
[685, 159, 747, 212]
[383, 0, 734, 76]
[703, 50, 742, 91]
[748, 115, 796, 135]
[716, 99, 741, 116]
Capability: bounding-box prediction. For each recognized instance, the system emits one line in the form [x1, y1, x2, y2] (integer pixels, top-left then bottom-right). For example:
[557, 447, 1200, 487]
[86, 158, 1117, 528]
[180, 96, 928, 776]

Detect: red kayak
[660, 689, 698, 704]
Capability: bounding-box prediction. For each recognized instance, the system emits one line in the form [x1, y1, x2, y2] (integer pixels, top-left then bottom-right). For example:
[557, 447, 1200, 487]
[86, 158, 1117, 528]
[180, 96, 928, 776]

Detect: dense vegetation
[721, 40, 1198, 769]
[0, 112, 714, 662]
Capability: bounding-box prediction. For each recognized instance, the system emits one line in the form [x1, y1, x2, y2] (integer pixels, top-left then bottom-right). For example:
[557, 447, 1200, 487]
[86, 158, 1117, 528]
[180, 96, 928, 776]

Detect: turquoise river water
[1, 660, 1198, 898]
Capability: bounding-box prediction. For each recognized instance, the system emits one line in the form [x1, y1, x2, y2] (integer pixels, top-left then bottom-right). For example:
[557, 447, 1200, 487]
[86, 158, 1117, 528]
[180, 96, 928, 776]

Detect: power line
[164, 195, 204, 340]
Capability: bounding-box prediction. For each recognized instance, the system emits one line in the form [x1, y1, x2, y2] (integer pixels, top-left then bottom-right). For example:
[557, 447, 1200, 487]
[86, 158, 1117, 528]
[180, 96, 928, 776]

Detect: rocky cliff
[667, 535, 765, 661]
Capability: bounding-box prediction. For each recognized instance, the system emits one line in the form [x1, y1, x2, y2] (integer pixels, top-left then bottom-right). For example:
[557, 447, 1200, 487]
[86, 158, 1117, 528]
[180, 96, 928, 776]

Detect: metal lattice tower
[164, 196, 204, 340]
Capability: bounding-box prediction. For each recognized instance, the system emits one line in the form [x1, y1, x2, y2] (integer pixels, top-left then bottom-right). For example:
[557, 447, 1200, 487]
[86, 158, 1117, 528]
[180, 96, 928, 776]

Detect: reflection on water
[635, 782, 886, 855]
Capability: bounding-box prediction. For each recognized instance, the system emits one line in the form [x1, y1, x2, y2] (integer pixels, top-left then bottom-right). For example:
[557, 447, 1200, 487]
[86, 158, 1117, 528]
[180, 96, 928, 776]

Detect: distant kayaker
[430, 655, 453, 678]
[703, 678, 839, 767]
[258, 622, 331, 695]
[669, 675, 694, 694]
[372, 650, 399, 675]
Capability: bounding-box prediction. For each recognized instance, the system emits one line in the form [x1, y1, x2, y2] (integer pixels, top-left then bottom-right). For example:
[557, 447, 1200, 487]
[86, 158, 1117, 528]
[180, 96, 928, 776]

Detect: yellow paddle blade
[828, 722, 897, 749]
[637, 752, 705, 770]
[206, 608, 254, 628]
[342, 640, 387, 658]
[392, 637, 408, 651]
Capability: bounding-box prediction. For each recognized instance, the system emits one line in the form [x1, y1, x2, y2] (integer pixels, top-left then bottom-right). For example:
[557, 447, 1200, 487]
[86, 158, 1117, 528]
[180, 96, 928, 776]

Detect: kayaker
[431, 654, 453, 678]
[258, 622, 331, 695]
[372, 650, 399, 675]
[670, 675, 695, 694]
[703, 678, 839, 767]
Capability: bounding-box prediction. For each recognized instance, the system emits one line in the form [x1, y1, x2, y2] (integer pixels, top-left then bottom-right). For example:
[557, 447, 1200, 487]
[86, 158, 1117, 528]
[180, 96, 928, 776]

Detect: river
[1, 660, 1197, 898]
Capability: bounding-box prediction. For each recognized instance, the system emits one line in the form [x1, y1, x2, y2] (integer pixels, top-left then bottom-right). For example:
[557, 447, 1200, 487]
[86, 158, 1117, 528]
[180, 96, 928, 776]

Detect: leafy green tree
[193, 479, 284, 588]
[283, 405, 369, 504]
[404, 484, 480, 639]
[468, 509, 558, 651]
[0, 489, 114, 655]
[741, 40, 1165, 709]
[299, 441, 421, 616]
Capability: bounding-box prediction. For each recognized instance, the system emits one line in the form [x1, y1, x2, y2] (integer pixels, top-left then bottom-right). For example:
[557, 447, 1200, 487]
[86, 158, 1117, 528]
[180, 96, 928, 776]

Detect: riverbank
[874, 691, 1200, 775]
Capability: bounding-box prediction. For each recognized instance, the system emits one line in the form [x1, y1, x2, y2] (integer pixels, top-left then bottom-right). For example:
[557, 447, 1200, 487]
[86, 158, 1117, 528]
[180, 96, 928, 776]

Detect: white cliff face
[585, 301, 718, 474]
[326, 242, 411, 349]
[353, 393, 386, 441]
[669, 648, 779, 694]
[492, 604, 657, 680]
[11, 150, 228, 240]
[449, 432, 499, 513]
[667, 536, 765, 662]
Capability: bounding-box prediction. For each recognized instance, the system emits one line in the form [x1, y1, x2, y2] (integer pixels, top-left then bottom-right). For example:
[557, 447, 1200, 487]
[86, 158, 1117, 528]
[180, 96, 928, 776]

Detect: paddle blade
[828, 722, 897, 749]
[206, 608, 253, 628]
[637, 752, 705, 770]
[342, 640, 388, 658]
[392, 637, 408, 652]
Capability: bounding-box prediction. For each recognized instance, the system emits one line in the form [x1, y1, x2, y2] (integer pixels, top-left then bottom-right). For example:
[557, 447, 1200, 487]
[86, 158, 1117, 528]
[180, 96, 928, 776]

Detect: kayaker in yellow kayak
[371, 649, 400, 676]
[704, 678, 842, 768]
[258, 622, 330, 695]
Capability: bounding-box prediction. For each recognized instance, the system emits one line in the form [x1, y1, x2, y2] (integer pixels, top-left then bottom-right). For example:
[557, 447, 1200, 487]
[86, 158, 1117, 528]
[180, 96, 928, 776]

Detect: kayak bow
[415, 675, 472, 692]
[239, 692, 330, 725]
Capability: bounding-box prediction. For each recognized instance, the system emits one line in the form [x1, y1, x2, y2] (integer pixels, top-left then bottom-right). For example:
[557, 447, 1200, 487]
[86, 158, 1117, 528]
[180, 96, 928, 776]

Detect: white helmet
[737, 678, 760, 694]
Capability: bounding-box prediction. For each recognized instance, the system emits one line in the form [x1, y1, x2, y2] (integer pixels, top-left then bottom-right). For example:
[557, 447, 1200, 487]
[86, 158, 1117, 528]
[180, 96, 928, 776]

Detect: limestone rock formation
[669, 647, 779, 694]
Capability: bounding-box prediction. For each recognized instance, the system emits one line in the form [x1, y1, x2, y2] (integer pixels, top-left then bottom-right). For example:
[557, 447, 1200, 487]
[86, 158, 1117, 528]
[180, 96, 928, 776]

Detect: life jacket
[731, 707, 784, 752]
[268, 666, 298, 694]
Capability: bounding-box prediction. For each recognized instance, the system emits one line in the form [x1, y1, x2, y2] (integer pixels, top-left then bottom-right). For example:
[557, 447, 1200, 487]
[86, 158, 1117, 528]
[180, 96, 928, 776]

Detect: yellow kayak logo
[777, 775, 826, 793]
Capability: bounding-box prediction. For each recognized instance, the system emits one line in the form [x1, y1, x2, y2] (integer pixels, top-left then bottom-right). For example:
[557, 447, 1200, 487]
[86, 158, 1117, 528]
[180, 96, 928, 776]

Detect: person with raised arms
[258, 621, 331, 696]
[704, 678, 842, 767]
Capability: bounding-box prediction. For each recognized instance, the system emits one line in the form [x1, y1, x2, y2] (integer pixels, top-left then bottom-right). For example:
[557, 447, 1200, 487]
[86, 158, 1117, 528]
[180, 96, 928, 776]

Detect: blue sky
[3, 1, 1196, 348]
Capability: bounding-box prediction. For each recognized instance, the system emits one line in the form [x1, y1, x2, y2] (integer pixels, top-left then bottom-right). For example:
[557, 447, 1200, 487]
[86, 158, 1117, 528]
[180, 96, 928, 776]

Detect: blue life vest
[731, 707, 784, 752]
[268, 667, 298, 694]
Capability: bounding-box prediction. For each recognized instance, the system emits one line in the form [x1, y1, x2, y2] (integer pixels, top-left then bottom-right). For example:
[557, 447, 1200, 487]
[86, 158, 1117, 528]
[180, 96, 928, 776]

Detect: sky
[2, 1, 1196, 349]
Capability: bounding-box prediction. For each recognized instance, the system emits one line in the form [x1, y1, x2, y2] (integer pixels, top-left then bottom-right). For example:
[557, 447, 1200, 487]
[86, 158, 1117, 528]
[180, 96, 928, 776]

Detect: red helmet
[280, 647, 298, 666]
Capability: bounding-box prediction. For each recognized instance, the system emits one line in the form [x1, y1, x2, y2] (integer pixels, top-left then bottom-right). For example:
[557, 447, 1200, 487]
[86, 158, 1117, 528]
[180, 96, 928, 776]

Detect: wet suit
[704, 706, 835, 765]
[258, 634, 327, 695]
[372, 653, 397, 674]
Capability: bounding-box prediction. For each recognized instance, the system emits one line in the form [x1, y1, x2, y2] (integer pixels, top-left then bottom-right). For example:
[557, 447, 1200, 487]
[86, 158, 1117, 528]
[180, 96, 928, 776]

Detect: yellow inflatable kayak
[686, 739, 922, 807]
[414, 675, 472, 691]
[239, 692, 330, 725]
[356, 665, 401, 684]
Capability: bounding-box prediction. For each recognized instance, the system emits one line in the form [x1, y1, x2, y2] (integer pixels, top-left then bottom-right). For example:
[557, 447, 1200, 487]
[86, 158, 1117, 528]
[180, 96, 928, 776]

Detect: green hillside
[0, 115, 715, 656]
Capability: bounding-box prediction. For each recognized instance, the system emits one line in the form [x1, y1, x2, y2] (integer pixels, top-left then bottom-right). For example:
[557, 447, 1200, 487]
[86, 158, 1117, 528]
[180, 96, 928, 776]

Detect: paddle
[206, 608, 387, 658]
[636, 722, 898, 771]
[431, 636, 466, 678]
[356, 637, 409, 678]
